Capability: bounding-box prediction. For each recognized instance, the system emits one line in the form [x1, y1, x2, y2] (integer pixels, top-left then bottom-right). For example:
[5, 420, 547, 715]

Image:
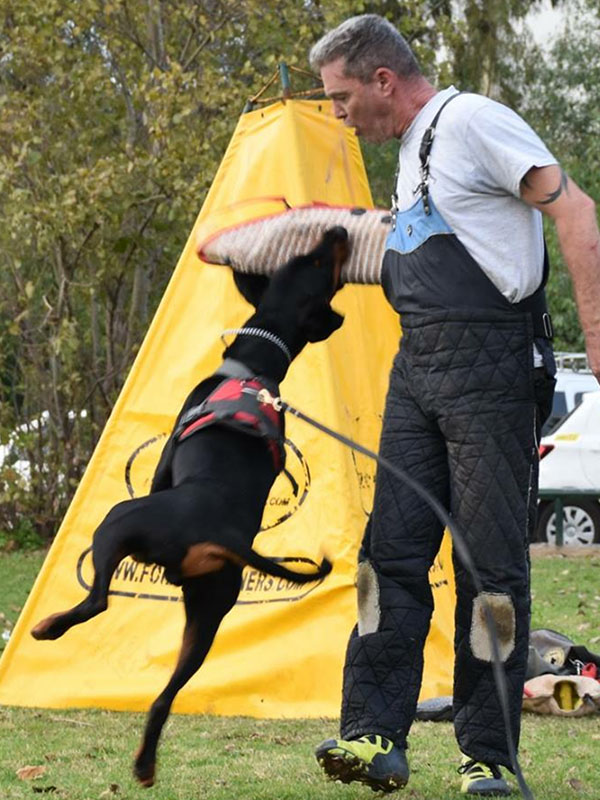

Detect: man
[309, 13, 600, 797]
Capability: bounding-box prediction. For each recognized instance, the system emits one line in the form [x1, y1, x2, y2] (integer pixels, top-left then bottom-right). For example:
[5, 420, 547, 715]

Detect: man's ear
[232, 270, 270, 308]
[300, 301, 345, 343]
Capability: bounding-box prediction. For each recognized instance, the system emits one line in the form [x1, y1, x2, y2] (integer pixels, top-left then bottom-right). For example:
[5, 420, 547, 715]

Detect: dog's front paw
[31, 614, 67, 640]
[133, 752, 156, 787]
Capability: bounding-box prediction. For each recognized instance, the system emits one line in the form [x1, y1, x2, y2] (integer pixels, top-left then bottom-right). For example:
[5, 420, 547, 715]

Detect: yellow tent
[0, 97, 455, 717]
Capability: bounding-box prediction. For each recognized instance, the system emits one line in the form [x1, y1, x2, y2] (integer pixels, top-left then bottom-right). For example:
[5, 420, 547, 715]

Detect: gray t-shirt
[394, 86, 557, 303]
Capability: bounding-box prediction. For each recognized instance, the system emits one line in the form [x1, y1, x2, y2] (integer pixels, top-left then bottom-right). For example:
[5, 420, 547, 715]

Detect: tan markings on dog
[332, 261, 342, 292]
[31, 613, 62, 640]
[174, 621, 199, 670]
[332, 240, 349, 291]
[180, 543, 246, 577]
[133, 746, 155, 787]
[335, 239, 349, 266]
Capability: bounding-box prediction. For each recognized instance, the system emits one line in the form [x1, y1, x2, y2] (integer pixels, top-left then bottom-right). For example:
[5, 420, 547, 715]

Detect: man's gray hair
[309, 14, 421, 82]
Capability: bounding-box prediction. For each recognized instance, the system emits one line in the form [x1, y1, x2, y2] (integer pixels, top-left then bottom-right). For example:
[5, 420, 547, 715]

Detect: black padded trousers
[340, 312, 555, 768]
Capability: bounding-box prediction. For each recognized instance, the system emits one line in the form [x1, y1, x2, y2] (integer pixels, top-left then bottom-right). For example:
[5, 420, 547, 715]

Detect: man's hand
[521, 165, 600, 381]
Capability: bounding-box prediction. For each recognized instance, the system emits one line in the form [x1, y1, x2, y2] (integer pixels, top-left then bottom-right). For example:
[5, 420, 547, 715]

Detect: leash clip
[257, 388, 283, 411]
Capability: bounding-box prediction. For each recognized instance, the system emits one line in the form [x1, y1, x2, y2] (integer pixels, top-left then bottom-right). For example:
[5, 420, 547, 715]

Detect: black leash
[256, 388, 535, 800]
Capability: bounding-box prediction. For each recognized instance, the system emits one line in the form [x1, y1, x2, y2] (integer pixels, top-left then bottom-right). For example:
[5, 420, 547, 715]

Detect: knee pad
[470, 592, 515, 662]
[357, 560, 380, 636]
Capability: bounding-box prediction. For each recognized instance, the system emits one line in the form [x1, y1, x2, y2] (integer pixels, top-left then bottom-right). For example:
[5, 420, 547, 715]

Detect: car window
[552, 391, 567, 417]
[574, 390, 592, 406]
[542, 416, 561, 436]
[541, 392, 567, 436]
[543, 400, 584, 437]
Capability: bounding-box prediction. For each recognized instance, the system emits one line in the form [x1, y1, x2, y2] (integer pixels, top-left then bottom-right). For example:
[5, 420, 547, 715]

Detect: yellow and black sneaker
[458, 755, 511, 796]
[315, 734, 409, 793]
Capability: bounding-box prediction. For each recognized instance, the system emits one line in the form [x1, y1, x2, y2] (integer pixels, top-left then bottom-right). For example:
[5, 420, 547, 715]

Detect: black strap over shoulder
[417, 91, 462, 215]
[415, 91, 553, 339]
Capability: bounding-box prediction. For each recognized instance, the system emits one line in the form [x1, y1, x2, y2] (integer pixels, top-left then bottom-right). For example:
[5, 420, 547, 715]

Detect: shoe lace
[458, 759, 501, 780]
[357, 735, 393, 754]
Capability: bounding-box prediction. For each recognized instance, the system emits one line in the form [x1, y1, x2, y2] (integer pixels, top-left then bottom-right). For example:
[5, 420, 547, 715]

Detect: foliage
[0, 0, 343, 537]
[0, 517, 44, 553]
[357, 0, 568, 204]
[0, 0, 595, 538]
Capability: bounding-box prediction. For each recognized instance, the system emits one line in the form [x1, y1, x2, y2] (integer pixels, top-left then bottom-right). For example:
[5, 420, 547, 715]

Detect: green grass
[530, 552, 600, 644]
[0, 549, 599, 800]
[0, 549, 47, 655]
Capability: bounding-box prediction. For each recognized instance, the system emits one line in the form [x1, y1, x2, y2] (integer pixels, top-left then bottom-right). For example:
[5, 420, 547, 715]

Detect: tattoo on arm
[537, 168, 569, 205]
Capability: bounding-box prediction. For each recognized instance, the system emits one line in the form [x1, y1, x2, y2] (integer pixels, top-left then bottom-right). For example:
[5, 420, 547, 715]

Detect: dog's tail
[237, 544, 332, 584]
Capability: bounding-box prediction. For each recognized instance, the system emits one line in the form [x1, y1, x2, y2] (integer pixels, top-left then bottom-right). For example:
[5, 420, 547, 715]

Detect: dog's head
[229, 226, 349, 378]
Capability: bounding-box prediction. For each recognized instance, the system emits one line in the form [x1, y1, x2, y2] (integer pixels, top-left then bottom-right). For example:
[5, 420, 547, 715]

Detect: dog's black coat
[31, 226, 349, 786]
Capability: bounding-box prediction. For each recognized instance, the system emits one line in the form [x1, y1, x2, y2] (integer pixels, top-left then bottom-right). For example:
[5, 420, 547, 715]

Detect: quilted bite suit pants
[340, 310, 554, 769]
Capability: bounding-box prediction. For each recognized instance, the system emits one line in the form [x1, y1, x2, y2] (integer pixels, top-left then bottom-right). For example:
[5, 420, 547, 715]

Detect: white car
[0, 410, 88, 485]
[0, 416, 46, 484]
[542, 352, 599, 435]
[536, 391, 600, 545]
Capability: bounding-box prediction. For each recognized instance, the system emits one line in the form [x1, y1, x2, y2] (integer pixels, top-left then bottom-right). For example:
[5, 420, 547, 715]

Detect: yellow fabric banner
[0, 100, 455, 716]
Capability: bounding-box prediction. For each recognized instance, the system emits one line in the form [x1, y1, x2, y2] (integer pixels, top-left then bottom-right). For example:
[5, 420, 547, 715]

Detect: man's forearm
[520, 165, 600, 379]
[555, 199, 600, 380]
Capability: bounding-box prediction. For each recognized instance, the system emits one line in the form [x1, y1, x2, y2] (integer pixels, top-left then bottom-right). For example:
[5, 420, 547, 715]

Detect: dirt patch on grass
[530, 543, 600, 558]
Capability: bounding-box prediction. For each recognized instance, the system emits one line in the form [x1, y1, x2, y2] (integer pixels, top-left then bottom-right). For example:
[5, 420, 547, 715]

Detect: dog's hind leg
[31, 499, 143, 641]
[133, 563, 242, 787]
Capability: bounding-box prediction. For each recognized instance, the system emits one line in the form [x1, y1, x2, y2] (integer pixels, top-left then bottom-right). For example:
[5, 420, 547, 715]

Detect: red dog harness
[175, 377, 285, 472]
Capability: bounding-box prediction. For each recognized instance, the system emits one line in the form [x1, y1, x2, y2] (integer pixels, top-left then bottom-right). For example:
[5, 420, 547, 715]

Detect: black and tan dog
[31, 226, 349, 786]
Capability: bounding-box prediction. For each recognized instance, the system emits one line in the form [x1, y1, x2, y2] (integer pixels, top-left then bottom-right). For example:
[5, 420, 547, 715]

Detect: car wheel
[536, 498, 600, 546]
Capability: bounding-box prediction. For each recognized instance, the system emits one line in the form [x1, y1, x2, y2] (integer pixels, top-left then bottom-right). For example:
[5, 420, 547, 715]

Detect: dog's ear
[232, 270, 270, 308]
[300, 300, 345, 342]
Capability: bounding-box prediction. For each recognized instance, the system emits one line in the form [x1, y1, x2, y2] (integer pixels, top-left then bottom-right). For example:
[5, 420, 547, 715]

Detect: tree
[0, 0, 330, 538]
[0, 0, 377, 538]
[362, 0, 568, 204]
[0, 0, 590, 541]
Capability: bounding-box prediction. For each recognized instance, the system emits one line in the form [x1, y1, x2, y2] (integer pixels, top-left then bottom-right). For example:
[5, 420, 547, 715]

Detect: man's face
[320, 58, 395, 144]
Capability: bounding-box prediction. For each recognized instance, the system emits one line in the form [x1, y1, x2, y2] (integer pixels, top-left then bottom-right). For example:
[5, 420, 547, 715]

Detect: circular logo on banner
[124, 434, 311, 528]
[350, 448, 376, 518]
[125, 433, 168, 498]
[76, 434, 316, 605]
[76, 545, 326, 605]
[259, 438, 310, 531]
